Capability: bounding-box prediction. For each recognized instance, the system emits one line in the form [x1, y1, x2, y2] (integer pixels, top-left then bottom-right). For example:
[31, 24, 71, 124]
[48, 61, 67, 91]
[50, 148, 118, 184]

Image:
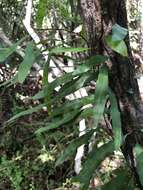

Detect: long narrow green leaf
[0, 74, 19, 88]
[52, 95, 94, 117]
[18, 43, 38, 83]
[0, 76, 15, 87]
[93, 66, 108, 128]
[55, 74, 90, 101]
[109, 89, 122, 149]
[31, 55, 102, 101]
[50, 47, 88, 54]
[31, 72, 74, 100]
[0, 40, 22, 62]
[73, 55, 108, 75]
[134, 144, 143, 186]
[56, 130, 95, 166]
[35, 110, 80, 134]
[86, 55, 108, 64]
[31, 90, 44, 100]
[98, 169, 133, 190]
[43, 56, 52, 113]
[31, 71, 96, 101]
[81, 108, 94, 118]
[6, 103, 45, 124]
[36, 0, 47, 27]
[74, 141, 114, 190]
[50, 72, 74, 88]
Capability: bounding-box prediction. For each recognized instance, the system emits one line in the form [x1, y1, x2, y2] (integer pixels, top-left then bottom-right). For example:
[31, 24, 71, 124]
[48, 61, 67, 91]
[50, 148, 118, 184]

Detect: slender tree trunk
[79, 0, 143, 188]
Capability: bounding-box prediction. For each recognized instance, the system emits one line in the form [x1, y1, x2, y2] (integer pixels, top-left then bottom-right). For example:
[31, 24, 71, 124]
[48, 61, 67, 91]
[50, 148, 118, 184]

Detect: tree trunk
[79, 0, 143, 188]
[139, 0, 143, 58]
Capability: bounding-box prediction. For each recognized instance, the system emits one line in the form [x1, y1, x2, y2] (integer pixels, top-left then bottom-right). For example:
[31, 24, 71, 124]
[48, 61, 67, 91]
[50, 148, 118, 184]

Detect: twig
[34, 27, 88, 43]
[22, 0, 59, 76]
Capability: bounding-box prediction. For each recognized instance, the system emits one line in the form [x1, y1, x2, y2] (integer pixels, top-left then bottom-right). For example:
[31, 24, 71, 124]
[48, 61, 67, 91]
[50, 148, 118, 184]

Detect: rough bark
[80, 0, 143, 188]
[139, 0, 143, 58]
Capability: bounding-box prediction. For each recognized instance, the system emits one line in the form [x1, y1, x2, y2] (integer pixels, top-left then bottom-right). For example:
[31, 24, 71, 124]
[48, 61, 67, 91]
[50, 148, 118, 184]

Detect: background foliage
[0, 0, 142, 189]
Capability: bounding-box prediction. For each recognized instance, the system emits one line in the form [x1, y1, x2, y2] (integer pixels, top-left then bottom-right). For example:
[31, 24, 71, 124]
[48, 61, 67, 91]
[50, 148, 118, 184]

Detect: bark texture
[80, 0, 143, 188]
[138, 0, 143, 58]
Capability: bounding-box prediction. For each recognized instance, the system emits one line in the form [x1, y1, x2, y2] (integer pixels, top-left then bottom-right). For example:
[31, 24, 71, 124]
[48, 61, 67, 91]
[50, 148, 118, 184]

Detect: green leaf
[73, 64, 91, 76]
[31, 72, 74, 100]
[43, 56, 52, 113]
[56, 130, 95, 166]
[55, 73, 90, 101]
[105, 36, 128, 56]
[81, 108, 94, 118]
[0, 40, 21, 62]
[81, 107, 110, 121]
[31, 64, 96, 102]
[36, 0, 47, 27]
[74, 141, 114, 190]
[0, 76, 15, 87]
[7, 103, 45, 123]
[109, 89, 122, 149]
[112, 24, 128, 41]
[93, 66, 108, 128]
[35, 110, 80, 134]
[98, 169, 133, 190]
[134, 144, 143, 186]
[105, 24, 128, 56]
[0, 74, 19, 88]
[50, 47, 88, 54]
[48, 72, 74, 89]
[73, 55, 108, 75]
[18, 43, 38, 83]
[86, 55, 108, 64]
[31, 71, 96, 103]
[31, 90, 44, 100]
[52, 95, 94, 117]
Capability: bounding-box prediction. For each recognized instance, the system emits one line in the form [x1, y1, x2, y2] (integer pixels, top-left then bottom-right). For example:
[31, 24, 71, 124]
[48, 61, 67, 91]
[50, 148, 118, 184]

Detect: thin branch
[34, 27, 88, 43]
[23, 0, 44, 52]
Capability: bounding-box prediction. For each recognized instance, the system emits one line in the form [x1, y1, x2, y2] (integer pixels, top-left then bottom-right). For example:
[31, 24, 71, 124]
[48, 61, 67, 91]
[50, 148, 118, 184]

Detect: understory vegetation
[0, 0, 143, 190]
